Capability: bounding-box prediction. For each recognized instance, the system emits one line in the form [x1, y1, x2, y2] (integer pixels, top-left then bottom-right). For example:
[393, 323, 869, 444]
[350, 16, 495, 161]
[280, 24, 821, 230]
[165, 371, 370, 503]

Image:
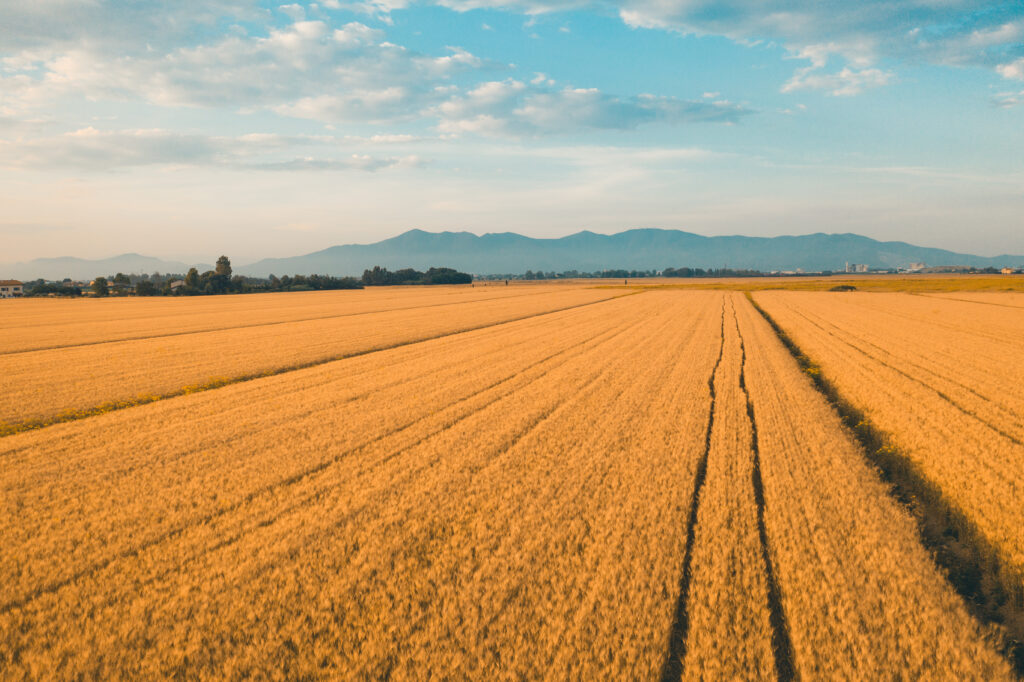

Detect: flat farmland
[1, 286, 1019, 679]
[0, 285, 620, 431]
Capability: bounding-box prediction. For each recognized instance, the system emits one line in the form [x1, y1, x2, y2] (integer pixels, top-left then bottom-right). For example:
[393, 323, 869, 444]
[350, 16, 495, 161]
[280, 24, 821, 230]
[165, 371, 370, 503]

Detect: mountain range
[237, 229, 1024, 277]
[5, 230, 1023, 280]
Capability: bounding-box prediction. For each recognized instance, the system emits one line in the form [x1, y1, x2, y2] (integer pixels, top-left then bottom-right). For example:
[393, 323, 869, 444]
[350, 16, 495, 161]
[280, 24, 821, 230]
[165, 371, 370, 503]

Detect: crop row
[0, 287, 619, 427]
[754, 291, 1024, 598]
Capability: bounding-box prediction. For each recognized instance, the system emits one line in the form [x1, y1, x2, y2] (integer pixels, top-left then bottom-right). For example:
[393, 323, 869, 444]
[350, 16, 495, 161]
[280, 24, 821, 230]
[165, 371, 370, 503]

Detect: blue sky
[1, 0, 1022, 263]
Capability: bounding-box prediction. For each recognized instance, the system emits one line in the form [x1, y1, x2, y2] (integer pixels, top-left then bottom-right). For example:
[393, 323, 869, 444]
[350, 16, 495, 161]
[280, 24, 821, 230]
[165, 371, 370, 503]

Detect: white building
[0, 280, 24, 298]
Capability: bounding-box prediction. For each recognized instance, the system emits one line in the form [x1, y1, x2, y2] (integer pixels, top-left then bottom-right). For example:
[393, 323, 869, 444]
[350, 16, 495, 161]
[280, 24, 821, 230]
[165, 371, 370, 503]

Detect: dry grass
[0, 286, 619, 429]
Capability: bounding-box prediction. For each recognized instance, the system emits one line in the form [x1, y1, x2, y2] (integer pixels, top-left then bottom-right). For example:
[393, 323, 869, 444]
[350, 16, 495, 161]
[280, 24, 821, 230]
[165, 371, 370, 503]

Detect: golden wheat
[676, 295, 775, 679]
[0, 291, 721, 678]
[753, 290, 1024, 596]
[735, 296, 1012, 678]
[0, 285, 557, 353]
[1, 287, 1017, 678]
[0, 286, 618, 428]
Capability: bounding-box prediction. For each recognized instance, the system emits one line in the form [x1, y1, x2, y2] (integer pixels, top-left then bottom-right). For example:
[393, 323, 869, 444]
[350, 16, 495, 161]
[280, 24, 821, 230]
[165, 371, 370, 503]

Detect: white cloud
[997, 57, 1024, 81]
[0, 19, 491, 124]
[782, 66, 893, 96]
[278, 3, 306, 21]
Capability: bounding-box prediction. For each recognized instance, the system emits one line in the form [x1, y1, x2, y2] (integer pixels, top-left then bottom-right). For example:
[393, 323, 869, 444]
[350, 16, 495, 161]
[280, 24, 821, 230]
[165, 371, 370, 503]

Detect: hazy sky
[1, 0, 1022, 263]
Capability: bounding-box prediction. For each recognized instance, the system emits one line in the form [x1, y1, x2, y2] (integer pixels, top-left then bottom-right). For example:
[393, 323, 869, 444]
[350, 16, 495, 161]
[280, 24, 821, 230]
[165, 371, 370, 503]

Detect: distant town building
[0, 280, 24, 298]
[908, 262, 926, 271]
[844, 262, 870, 273]
[169, 280, 186, 291]
[1001, 267, 1016, 275]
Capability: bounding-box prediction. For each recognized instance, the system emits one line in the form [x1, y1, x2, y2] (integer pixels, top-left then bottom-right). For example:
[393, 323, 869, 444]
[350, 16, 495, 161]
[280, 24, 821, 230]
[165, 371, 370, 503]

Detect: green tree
[184, 267, 200, 289]
[92, 277, 109, 297]
[112, 272, 131, 285]
[135, 280, 157, 296]
[215, 255, 232, 278]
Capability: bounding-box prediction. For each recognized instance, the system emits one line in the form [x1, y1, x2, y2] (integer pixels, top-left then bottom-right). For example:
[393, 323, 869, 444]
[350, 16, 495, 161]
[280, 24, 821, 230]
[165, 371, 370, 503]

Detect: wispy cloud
[782, 66, 893, 96]
[434, 0, 1024, 94]
[435, 79, 752, 136]
[0, 127, 421, 171]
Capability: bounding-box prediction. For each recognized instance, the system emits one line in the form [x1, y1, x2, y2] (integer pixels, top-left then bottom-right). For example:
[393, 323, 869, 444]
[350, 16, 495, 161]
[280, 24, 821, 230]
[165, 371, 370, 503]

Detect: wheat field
[0, 285, 619, 431]
[1, 286, 1019, 679]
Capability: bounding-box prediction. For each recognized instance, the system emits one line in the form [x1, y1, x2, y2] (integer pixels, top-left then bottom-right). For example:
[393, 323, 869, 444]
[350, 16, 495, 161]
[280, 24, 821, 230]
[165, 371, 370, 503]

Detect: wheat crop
[0, 286, 618, 429]
[735, 296, 1013, 678]
[0, 285, 555, 354]
[1, 287, 1018, 679]
[1, 291, 720, 678]
[753, 290, 1024, 601]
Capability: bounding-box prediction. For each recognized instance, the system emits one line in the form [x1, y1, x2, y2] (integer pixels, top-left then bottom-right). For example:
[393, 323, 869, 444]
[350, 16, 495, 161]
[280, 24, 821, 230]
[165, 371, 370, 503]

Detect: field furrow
[1, 291, 723, 679]
[0, 287, 619, 428]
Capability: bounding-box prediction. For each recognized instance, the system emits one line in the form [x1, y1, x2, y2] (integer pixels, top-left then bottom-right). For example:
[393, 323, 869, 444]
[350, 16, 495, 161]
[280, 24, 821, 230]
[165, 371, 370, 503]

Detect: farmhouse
[1001, 267, 1016, 275]
[0, 280, 24, 298]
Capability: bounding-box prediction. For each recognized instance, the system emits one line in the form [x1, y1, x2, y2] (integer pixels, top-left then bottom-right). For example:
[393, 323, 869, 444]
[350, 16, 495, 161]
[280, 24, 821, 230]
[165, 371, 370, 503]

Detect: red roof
[0, 280, 23, 286]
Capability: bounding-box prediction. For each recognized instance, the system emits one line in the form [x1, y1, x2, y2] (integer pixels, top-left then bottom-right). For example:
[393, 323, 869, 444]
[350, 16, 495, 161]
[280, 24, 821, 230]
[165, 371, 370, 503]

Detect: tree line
[23, 257, 474, 296]
[476, 267, 768, 280]
[360, 266, 472, 286]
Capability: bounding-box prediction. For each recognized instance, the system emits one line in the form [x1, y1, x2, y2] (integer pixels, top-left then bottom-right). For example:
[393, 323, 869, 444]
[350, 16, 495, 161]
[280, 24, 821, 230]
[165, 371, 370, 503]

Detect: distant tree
[135, 280, 157, 296]
[423, 267, 472, 284]
[362, 266, 391, 286]
[92, 277, 109, 297]
[112, 272, 131, 285]
[268, 274, 281, 290]
[184, 267, 200, 289]
[215, 255, 232, 278]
